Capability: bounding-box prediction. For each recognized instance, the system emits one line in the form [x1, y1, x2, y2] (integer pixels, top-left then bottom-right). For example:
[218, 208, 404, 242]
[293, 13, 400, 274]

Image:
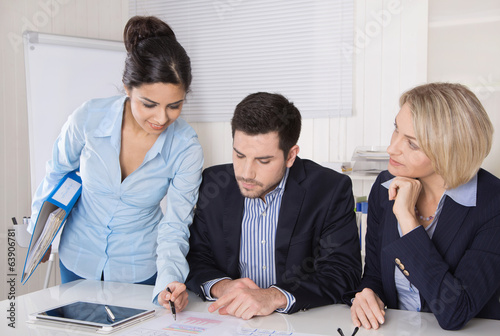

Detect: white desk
[2, 280, 499, 335]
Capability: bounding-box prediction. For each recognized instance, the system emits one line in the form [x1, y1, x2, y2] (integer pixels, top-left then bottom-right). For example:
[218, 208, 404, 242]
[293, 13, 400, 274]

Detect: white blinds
[129, 0, 353, 121]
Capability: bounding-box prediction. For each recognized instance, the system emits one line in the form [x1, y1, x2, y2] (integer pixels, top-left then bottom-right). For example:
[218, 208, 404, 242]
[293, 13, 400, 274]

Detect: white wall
[0, 0, 129, 299]
[190, 0, 428, 198]
[428, 0, 500, 177]
[0, 0, 428, 299]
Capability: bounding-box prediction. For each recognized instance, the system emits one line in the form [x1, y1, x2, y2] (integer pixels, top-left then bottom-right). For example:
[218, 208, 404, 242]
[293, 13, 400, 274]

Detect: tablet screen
[33, 301, 155, 330]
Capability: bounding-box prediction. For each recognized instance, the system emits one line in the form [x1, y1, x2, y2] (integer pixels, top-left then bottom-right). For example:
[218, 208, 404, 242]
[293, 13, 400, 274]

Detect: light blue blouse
[29, 95, 203, 303]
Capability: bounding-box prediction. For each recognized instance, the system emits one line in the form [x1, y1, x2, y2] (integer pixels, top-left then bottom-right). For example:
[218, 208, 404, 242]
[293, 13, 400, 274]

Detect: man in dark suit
[186, 92, 361, 319]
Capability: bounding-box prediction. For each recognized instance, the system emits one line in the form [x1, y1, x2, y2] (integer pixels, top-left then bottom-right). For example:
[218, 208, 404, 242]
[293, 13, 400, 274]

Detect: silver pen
[104, 305, 115, 321]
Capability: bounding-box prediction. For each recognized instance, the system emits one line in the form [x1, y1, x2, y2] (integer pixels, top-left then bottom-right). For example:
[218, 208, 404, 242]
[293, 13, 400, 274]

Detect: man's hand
[350, 288, 386, 330]
[210, 278, 259, 298]
[208, 281, 287, 320]
[158, 281, 189, 312]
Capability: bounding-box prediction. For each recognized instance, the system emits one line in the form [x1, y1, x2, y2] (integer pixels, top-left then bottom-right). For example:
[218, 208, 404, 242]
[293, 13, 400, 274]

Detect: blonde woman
[349, 83, 500, 330]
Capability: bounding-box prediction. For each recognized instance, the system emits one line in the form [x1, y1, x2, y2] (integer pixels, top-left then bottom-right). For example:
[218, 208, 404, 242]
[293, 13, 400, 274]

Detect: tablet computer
[29, 301, 156, 333]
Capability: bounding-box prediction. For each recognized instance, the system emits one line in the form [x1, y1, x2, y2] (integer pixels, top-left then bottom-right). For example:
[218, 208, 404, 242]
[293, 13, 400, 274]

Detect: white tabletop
[2, 280, 499, 335]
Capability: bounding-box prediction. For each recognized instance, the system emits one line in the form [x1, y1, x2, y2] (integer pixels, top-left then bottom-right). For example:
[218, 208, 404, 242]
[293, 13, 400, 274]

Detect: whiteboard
[23, 31, 126, 195]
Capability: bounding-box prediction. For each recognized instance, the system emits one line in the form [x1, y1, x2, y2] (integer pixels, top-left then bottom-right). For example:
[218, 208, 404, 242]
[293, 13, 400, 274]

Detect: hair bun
[124, 16, 176, 53]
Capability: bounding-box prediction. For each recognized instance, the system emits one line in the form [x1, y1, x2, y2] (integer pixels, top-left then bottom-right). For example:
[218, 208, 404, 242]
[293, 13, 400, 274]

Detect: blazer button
[403, 270, 409, 276]
[399, 264, 405, 270]
[395, 258, 401, 265]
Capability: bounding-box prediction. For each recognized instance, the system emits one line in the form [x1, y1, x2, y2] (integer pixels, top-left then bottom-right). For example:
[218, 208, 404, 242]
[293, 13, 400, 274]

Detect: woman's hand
[158, 281, 189, 312]
[388, 177, 421, 235]
[41, 245, 52, 263]
[351, 288, 386, 330]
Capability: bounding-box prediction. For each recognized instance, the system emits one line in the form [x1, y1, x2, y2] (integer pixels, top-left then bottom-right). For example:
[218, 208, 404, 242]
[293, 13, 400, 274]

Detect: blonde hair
[400, 82, 493, 189]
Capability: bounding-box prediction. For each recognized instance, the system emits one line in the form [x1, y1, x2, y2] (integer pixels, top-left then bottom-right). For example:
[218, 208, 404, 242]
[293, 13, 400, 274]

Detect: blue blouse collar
[381, 173, 477, 207]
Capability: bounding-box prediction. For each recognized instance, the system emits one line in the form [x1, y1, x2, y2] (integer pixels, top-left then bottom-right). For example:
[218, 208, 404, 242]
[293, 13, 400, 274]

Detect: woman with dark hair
[29, 16, 203, 312]
[348, 83, 500, 330]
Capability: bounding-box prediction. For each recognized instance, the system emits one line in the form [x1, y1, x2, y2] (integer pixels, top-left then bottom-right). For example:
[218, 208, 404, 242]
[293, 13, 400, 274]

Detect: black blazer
[357, 169, 500, 330]
[186, 157, 362, 313]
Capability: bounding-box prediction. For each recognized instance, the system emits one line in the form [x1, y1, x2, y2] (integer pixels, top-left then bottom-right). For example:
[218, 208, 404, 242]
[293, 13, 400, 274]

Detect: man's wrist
[202, 277, 231, 300]
[210, 278, 231, 298]
[268, 287, 288, 310]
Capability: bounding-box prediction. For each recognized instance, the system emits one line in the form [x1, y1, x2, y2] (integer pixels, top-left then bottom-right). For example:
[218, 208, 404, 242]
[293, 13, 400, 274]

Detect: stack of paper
[351, 146, 389, 175]
[23, 207, 66, 281]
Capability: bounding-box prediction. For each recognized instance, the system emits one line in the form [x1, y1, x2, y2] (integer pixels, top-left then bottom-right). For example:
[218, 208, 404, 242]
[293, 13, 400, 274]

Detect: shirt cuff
[201, 277, 232, 301]
[153, 293, 160, 306]
[270, 285, 296, 313]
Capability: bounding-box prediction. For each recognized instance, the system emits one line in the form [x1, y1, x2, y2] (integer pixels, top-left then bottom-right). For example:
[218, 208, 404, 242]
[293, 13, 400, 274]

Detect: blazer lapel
[431, 197, 470, 256]
[222, 173, 245, 278]
[420, 197, 469, 312]
[275, 159, 306, 277]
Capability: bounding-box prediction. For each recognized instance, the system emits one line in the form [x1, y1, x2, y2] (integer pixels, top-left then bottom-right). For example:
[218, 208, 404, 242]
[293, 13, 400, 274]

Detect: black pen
[166, 287, 176, 320]
[351, 326, 359, 336]
[337, 328, 345, 336]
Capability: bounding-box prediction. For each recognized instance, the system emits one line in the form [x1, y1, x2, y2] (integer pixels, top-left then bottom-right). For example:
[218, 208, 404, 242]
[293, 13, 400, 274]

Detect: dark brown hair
[122, 16, 191, 91]
[231, 92, 302, 157]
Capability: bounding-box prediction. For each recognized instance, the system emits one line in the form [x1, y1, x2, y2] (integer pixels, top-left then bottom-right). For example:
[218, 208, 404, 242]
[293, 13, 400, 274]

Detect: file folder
[21, 170, 82, 284]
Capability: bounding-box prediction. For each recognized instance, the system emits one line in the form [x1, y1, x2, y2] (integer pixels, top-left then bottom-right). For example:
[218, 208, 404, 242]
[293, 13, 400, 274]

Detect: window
[130, 0, 354, 121]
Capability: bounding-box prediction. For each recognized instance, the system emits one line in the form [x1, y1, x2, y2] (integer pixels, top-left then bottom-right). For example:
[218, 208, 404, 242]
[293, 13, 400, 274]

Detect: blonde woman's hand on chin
[388, 177, 421, 235]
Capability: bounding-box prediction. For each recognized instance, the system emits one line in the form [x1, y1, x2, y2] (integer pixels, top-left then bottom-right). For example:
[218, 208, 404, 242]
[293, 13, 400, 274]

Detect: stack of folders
[22, 170, 82, 284]
[23, 207, 66, 282]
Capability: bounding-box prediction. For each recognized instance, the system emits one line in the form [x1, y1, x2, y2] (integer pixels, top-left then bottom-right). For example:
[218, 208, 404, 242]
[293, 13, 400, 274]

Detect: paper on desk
[123, 311, 328, 336]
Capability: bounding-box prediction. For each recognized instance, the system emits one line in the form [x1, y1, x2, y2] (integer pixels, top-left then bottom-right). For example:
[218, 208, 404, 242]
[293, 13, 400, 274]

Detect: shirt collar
[94, 95, 127, 138]
[257, 167, 290, 203]
[93, 95, 171, 163]
[445, 174, 477, 206]
[381, 173, 478, 207]
[276, 167, 290, 194]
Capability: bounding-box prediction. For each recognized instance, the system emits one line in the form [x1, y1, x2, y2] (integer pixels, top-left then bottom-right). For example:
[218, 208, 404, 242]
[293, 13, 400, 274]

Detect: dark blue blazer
[186, 157, 362, 313]
[357, 169, 500, 330]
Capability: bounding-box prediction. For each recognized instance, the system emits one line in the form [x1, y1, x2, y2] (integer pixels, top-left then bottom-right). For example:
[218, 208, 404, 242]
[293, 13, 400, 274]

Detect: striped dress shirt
[203, 168, 296, 312]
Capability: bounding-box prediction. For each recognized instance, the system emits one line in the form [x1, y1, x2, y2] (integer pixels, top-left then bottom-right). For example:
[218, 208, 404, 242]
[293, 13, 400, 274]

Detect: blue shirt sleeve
[29, 101, 88, 233]
[152, 135, 204, 303]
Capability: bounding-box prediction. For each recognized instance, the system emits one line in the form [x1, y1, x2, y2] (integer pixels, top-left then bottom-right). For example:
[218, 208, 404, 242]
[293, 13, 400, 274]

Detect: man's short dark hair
[231, 92, 302, 157]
